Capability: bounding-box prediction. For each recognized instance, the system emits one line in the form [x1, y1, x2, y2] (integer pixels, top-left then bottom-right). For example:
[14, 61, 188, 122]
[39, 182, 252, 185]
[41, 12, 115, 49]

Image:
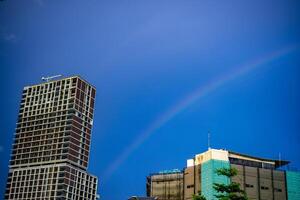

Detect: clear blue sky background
[1, 0, 300, 199]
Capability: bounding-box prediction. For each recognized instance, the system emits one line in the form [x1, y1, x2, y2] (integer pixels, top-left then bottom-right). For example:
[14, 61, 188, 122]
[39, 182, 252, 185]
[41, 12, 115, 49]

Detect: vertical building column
[201, 159, 230, 200]
[271, 169, 275, 200]
[286, 171, 300, 200]
[257, 167, 261, 200]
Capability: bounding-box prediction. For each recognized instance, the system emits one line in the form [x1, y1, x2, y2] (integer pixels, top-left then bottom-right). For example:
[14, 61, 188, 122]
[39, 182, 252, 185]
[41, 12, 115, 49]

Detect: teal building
[201, 159, 230, 200]
[286, 171, 300, 200]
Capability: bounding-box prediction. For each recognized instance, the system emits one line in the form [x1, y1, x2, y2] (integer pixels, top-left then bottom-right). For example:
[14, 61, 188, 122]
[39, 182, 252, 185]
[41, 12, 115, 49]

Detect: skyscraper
[4, 76, 98, 200]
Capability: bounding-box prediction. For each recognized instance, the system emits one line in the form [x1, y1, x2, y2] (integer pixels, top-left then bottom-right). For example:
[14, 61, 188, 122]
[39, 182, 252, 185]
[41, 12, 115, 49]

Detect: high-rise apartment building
[147, 148, 300, 200]
[4, 76, 98, 200]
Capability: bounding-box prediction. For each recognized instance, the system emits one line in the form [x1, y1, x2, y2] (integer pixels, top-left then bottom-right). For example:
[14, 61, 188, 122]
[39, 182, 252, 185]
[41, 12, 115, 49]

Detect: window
[245, 184, 254, 188]
[274, 188, 282, 192]
[261, 186, 269, 190]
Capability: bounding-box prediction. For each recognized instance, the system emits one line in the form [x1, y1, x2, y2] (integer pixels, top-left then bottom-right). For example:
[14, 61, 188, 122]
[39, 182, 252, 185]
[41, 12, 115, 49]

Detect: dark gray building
[4, 76, 98, 200]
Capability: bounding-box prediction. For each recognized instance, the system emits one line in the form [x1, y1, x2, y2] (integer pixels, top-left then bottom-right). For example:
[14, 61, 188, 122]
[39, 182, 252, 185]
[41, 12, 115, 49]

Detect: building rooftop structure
[149, 169, 182, 176]
[228, 150, 290, 168]
[188, 148, 289, 169]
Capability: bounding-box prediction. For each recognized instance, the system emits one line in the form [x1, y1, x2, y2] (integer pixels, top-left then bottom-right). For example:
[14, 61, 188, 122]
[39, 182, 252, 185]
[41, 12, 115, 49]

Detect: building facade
[147, 149, 300, 200]
[146, 169, 184, 200]
[4, 76, 98, 200]
[128, 196, 158, 200]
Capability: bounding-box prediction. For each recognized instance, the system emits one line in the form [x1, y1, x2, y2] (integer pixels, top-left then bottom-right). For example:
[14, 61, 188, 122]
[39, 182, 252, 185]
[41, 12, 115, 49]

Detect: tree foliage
[192, 192, 207, 200]
[213, 167, 248, 200]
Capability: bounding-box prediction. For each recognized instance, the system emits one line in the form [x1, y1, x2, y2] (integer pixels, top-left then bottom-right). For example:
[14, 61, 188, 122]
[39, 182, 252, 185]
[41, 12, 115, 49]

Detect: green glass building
[286, 171, 300, 200]
[201, 159, 230, 200]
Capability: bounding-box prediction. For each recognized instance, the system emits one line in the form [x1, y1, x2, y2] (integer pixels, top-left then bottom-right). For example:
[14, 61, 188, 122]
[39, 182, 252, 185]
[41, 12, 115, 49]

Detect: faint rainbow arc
[102, 45, 298, 180]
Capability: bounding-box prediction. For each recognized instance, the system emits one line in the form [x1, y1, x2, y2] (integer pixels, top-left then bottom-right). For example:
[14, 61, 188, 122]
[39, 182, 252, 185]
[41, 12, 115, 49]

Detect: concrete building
[146, 169, 184, 200]
[4, 76, 98, 200]
[128, 196, 158, 200]
[147, 148, 300, 200]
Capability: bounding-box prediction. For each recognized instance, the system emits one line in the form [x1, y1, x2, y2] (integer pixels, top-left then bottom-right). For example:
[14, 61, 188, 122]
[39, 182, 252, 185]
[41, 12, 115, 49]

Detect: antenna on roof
[279, 152, 281, 168]
[41, 75, 62, 82]
[208, 130, 211, 150]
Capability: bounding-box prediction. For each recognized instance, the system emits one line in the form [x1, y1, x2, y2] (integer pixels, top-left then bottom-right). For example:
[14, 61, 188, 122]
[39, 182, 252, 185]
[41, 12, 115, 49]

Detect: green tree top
[192, 192, 207, 200]
[213, 167, 248, 200]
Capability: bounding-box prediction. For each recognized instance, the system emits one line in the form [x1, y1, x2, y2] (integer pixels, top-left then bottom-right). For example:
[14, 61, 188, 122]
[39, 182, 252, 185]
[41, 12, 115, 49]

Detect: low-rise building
[147, 148, 300, 200]
[128, 196, 158, 200]
[146, 169, 184, 200]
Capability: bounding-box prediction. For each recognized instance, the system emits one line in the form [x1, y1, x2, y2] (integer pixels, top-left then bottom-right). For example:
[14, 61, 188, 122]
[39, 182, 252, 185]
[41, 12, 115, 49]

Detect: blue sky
[0, 0, 300, 199]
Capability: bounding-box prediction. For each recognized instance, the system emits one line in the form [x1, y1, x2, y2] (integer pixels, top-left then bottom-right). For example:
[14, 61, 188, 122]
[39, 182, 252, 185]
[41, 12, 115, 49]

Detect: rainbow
[102, 45, 298, 180]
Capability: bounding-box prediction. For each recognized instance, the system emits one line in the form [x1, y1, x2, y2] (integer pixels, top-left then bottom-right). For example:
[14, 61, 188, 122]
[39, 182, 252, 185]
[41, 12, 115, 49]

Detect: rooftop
[189, 148, 290, 168]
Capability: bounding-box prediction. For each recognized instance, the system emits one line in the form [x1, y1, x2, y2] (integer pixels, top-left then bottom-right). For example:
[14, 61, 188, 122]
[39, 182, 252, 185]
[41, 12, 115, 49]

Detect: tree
[192, 192, 207, 200]
[213, 168, 248, 200]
